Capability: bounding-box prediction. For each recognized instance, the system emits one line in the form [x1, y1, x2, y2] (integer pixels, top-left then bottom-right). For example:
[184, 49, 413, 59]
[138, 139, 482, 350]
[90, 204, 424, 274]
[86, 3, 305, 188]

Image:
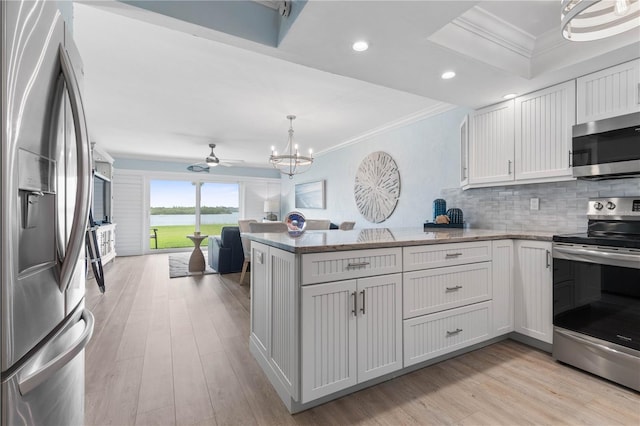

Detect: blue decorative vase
[433, 199, 446, 221]
[447, 208, 464, 224]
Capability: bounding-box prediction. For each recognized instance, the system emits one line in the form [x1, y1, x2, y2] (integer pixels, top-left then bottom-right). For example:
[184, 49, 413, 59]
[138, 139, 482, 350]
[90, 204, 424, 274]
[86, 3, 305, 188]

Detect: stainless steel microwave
[572, 112, 640, 180]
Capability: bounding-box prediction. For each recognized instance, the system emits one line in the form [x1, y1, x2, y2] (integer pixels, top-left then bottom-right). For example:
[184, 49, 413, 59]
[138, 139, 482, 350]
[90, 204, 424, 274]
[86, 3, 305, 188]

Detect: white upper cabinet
[576, 59, 640, 124]
[460, 115, 469, 187]
[468, 99, 515, 185]
[514, 81, 576, 181]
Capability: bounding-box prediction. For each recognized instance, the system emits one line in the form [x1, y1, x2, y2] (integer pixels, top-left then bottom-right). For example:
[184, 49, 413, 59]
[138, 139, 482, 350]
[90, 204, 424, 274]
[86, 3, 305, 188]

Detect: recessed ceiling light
[503, 93, 517, 99]
[352, 41, 369, 52]
[441, 71, 456, 80]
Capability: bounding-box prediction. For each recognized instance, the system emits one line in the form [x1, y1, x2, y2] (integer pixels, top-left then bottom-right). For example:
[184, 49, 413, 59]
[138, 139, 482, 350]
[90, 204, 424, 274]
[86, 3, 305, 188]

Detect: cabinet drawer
[301, 248, 402, 285]
[403, 241, 491, 271]
[404, 301, 492, 367]
[403, 262, 492, 319]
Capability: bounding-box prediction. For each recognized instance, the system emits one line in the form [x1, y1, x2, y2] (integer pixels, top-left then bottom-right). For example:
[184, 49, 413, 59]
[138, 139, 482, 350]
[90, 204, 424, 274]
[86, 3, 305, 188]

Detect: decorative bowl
[284, 211, 306, 237]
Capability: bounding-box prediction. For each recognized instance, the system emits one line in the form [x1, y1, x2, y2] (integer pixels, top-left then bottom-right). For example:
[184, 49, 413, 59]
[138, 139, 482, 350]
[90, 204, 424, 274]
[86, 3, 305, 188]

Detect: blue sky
[150, 180, 239, 207]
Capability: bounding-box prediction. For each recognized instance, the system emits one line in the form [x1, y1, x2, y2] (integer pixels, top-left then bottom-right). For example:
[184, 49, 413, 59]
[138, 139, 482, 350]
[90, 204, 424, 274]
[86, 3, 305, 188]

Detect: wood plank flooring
[85, 253, 640, 426]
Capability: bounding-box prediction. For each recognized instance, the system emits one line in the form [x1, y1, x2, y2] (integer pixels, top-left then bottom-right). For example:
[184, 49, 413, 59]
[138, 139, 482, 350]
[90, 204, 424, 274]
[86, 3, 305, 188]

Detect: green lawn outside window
[149, 224, 236, 249]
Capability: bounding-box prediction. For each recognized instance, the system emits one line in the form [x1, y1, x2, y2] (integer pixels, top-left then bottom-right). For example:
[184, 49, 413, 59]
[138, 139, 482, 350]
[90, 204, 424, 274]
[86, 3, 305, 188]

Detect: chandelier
[269, 115, 313, 178]
[561, 0, 640, 41]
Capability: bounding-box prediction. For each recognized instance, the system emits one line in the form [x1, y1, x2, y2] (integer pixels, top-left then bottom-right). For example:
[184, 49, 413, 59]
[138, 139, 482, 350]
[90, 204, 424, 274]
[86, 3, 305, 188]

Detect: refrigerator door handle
[18, 309, 94, 396]
[57, 44, 92, 293]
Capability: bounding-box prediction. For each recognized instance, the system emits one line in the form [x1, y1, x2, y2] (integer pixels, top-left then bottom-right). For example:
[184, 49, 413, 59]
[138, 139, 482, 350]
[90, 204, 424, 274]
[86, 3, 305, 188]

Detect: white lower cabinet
[404, 301, 492, 367]
[250, 243, 299, 399]
[301, 274, 402, 403]
[492, 240, 514, 336]
[251, 238, 555, 412]
[403, 262, 492, 319]
[514, 240, 553, 344]
[95, 223, 116, 264]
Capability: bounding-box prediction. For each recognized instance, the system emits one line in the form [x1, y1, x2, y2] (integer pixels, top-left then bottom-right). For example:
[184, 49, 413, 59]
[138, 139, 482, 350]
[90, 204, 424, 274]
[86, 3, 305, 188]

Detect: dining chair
[339, 221, 356, 230]
[248, 221, 288, 233]
[238, 219, 257, 285]
[304, 219, 331, 230]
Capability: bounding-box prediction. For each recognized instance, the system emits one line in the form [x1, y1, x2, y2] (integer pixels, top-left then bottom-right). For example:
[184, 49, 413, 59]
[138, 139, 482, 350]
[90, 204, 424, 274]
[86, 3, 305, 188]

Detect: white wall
[113, 172, 145, 256]
[280, 107, 470, 228]
[242, 181, 282, 221]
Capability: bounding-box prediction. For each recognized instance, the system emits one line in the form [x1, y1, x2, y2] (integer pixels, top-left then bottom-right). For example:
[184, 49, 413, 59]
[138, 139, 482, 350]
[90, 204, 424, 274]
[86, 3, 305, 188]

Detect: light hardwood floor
[85, 253, 640, 426]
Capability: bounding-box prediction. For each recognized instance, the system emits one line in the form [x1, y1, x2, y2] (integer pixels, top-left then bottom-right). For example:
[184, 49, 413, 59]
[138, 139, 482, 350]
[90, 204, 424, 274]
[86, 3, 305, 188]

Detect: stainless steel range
[552, 197, 640, 391]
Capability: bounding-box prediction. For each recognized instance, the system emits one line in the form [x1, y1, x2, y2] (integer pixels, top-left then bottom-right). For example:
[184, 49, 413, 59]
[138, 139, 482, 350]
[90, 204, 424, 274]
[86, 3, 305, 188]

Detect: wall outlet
[530, 198, 540, 211]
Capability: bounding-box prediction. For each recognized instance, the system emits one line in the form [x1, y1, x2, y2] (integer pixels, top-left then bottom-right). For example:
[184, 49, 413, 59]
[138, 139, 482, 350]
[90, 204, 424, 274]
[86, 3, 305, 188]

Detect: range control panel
[588, 197, 640, 218]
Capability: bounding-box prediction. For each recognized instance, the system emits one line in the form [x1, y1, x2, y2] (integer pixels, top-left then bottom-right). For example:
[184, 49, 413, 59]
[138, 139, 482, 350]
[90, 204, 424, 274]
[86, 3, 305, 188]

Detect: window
[149, 180, 239, 249]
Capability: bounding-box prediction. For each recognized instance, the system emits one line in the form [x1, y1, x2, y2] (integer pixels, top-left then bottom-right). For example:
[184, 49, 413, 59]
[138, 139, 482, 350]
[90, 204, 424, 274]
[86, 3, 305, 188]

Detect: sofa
[208, 226, 244, 274]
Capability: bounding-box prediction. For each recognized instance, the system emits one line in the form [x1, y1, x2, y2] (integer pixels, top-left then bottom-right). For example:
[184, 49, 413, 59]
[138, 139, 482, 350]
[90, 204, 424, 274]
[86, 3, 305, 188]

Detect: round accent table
[186, 234, 208, 273]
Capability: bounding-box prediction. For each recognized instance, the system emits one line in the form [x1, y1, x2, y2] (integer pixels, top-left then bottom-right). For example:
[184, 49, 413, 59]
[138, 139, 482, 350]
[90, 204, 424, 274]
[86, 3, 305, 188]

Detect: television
[92, 173, 111, 224]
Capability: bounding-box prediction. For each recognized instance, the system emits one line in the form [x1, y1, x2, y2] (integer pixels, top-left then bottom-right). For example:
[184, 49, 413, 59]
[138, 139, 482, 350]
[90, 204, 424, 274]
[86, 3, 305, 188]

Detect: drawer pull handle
[445, 253, 463, 258]
[346, 262, 370, 268]
[446, 285, 463, 292]
[446, 328, 463, 336]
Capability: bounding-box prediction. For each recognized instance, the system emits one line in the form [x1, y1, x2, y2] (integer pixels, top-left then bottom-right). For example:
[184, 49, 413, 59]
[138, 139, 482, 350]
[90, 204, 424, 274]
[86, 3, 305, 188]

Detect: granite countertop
[243, 227, 555, 254]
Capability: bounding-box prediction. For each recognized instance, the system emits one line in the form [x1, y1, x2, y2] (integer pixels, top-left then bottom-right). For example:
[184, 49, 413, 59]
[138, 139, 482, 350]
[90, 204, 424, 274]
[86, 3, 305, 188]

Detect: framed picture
[295, 180, 325, 209]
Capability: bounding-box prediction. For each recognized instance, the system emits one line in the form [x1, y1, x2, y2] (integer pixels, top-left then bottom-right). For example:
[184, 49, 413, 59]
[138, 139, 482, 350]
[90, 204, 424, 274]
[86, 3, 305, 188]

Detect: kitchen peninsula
[245, 227, 555, 413]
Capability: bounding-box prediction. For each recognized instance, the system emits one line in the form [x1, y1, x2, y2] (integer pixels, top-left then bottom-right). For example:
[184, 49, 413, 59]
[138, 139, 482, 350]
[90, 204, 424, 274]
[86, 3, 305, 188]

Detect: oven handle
[553, 245, 640, 269]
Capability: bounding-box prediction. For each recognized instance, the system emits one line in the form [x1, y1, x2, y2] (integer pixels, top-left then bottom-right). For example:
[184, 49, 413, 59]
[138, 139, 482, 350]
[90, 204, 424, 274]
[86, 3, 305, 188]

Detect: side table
[186, 234, 208, 273]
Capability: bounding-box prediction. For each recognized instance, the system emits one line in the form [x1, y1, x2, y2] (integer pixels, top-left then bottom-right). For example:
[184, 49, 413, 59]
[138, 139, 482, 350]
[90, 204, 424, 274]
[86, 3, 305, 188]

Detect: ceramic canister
[447, 208, 464, 224]
[433, 199, 446, 221]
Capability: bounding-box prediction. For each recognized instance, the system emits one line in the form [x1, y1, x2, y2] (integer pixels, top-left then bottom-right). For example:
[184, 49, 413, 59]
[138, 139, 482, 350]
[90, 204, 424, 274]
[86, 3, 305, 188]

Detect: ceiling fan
[187, 143, 244, 172]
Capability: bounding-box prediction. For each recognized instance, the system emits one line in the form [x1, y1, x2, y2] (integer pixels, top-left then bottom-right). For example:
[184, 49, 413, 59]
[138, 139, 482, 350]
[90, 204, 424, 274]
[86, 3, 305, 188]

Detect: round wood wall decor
[354, 151, 400, 223]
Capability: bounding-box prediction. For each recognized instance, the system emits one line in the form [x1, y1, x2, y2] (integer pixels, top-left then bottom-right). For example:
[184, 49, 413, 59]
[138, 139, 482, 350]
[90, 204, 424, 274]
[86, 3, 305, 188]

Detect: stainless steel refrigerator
[1, 1, 95, 424]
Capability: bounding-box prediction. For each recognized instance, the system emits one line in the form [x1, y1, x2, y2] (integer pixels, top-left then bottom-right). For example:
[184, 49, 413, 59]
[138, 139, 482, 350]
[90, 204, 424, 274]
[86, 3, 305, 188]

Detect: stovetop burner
[553, 197, 640, 250]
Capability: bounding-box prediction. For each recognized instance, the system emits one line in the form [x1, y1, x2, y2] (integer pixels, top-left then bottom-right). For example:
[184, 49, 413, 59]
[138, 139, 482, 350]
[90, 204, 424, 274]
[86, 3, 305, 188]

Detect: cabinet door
[356, 274, 402, 383]
[514, 241, 553, 344]
[251, 243, 270, 355]
[468, 100, 515, 185]
[268, 247, 298, 398]
[515, 81, 576, 181]
[577, 59, 640, 124]
[492, 240, 514, 336]
[301, 280, 357, 403]
[460, 115, 469, 187]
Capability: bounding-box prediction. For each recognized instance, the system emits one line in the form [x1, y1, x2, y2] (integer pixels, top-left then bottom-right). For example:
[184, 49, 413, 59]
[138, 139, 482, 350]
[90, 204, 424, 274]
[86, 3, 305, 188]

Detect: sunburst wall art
[354, 151, 400, 223]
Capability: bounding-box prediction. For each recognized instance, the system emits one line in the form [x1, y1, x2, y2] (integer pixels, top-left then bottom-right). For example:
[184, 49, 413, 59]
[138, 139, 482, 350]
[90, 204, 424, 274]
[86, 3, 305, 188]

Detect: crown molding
[317, 102, 455, 157]
[532, 27, 568, 59]
[454, 6, 537, 59]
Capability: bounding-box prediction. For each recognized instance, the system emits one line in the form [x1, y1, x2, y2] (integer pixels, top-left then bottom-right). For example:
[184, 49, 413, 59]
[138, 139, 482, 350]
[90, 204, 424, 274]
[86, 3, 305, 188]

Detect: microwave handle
[568, 150, 572, 168]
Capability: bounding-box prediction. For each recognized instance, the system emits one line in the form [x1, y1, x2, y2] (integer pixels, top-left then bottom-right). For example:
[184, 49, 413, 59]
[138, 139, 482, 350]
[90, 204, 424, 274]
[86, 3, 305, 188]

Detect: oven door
[552, 243, 640, 351]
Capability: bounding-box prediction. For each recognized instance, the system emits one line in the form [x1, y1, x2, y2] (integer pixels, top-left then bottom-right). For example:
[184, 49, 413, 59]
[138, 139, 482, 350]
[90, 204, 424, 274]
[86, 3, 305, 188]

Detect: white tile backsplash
[441, 178, 640, 233]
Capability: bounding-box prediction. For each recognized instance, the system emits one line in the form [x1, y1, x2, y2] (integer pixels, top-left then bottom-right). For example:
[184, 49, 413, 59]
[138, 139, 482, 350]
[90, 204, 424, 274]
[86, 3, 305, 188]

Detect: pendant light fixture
[269, 115, 313, 178]
[561, 0, 640, 41]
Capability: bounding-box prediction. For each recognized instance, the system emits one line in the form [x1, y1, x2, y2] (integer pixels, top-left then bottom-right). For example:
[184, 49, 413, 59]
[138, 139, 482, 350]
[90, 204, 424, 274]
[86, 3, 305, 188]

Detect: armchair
[208, 226, 244, 274]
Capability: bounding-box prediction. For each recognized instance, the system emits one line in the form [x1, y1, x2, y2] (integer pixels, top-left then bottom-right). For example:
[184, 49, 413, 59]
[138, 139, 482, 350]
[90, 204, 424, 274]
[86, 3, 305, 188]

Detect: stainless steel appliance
[1, 1, 95, 424]
[571, 112, 640, 180]
[552, 197, 640, 391]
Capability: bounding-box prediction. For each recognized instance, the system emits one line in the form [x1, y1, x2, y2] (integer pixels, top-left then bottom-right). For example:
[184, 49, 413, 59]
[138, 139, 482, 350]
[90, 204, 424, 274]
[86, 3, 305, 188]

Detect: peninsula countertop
[243, 227, 555, 254]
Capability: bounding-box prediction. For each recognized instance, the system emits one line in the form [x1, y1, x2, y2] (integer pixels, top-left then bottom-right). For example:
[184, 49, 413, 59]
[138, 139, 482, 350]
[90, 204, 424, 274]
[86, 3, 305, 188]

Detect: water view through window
[149, 180, 239, 249]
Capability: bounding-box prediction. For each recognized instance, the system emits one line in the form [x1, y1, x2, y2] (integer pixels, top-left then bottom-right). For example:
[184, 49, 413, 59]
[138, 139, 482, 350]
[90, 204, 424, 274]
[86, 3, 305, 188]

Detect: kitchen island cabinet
[245, 228, 554, 413]
[301, 273, 402, 403]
